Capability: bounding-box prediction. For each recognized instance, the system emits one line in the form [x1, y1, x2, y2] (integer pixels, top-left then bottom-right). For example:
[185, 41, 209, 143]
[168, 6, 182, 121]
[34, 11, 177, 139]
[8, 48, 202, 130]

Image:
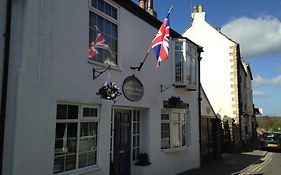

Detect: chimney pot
[139, 0, 146, 9]
[193, 5, 198, 13]
[198, 5, 203, 12]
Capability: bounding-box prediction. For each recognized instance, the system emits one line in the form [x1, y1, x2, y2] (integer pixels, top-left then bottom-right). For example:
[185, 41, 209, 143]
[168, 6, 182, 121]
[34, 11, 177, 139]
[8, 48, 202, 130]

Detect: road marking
[237, 152, 272, 174]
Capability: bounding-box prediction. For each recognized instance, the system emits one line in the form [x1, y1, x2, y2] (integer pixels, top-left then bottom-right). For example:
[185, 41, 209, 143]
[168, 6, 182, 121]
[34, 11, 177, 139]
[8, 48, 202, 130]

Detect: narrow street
[180, 149, 267, 175]
[240, 151, 281, 175]
[181, 149, 281, 175]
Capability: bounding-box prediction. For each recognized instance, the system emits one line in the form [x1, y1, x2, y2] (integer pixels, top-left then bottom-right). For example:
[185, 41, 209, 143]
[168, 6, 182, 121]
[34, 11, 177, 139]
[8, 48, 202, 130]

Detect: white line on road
[237, 152, 272, 174]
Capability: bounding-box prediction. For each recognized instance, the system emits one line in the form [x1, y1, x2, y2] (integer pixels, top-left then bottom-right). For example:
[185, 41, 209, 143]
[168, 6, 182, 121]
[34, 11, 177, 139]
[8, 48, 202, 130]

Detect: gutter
[197, 48, 203, 167]
[1, 0, 12, 174]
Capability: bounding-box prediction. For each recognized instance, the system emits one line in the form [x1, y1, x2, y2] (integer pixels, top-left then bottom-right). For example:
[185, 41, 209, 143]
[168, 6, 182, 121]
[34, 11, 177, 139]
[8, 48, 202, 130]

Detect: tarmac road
[179, 150, 267, 175]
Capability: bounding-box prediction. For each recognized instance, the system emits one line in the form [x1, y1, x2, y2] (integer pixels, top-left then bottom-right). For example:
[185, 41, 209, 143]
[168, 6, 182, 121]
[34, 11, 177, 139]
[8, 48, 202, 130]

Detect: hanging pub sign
[122, 75, 144, 102]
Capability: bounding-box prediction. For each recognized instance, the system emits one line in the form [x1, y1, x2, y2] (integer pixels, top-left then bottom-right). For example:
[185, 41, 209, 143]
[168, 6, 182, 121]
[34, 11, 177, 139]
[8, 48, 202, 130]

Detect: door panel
[112, 110, 131, 175]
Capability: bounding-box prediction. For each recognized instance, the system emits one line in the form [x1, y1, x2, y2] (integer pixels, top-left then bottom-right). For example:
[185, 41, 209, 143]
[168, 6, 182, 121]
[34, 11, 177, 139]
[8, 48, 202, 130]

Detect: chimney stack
[191, 4, 205, 22]
[139, 0, 146, 10]
[147, 0, 157, 17]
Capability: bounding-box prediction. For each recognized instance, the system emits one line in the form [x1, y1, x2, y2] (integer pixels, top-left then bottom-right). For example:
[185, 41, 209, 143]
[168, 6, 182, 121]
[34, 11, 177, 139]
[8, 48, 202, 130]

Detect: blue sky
[133, 0, 281, 116]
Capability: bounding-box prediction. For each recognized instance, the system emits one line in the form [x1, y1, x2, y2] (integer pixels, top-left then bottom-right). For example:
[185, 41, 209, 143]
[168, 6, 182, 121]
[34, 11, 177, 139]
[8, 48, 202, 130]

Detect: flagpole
[130, 5, 173, 71]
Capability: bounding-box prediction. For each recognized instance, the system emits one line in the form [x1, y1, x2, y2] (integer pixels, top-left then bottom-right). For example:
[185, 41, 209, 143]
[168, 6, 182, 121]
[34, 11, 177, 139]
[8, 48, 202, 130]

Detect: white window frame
[54, 103, 100, 175]
[131, 110, 141, 161]
[173, 39, 198, 90]
[161, 108, 188, 152]
[89, 0, 119, 67]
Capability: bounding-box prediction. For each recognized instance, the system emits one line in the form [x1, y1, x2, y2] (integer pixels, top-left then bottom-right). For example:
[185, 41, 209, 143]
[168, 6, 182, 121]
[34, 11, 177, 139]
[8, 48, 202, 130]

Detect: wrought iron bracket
[160, 84, 175, 93]
[93, 65, 111, 80]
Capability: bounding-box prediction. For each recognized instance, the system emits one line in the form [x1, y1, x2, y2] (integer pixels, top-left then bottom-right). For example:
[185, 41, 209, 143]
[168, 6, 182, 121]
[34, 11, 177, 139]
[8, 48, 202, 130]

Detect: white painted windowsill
[161, 146, 188, 153]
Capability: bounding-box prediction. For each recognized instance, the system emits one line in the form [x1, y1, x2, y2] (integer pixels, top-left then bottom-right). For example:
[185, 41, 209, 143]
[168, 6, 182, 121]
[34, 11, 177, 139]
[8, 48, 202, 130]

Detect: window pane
[104, 20, 111, 35]
[111, 24, 117, 38]
[79, 122, 98, 167]
[191, 57, 196, 84]
[80, 123, 88, 137]
[112, 7, 117, 19]
[161, 114, 169, 120]
[54, 122, 77, 173]
[89, 122, 98, 136]
[175, 42, 183, 50]
[172, 123, 181, 148]
[105, 2, 112, 17]
[175, 51, 184, 83]
[65, 154, 76, 171]
[186, 54, 191, 83]
[83, 108, 98, 117]
[89, 12, 96, 28]
[54, 156, 64, 174]
[161, 123, 170, 149]
[88, 151, 97, 165]
[91, 0, 97, 8]
[68, 105, 78, 119]
[89, 12, 118, 65]
[79, 153, 87, 168]
[68, 123, 78, 138]
[97, 0, 104, 12]
[182, 122, 186, 146]
[57, 105, 67, 119]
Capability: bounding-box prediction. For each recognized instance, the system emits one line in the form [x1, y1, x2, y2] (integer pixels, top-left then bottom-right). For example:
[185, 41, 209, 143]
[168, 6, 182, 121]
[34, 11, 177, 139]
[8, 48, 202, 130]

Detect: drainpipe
[197, 47, 203, 167]
[1, 0, 12, 174]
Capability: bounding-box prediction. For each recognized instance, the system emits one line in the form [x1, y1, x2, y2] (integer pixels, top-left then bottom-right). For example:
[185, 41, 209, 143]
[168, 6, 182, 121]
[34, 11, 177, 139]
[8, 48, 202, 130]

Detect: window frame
[89, 0, 119, 67]
[173, 39, 198, 90]
[54, 103, 100, 175]
[161, 108, 188, 152]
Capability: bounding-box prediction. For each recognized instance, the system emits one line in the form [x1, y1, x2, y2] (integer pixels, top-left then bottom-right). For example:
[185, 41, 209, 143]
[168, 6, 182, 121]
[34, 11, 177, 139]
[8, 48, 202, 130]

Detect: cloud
[253, 75, 281, 86]
[253, 91, 268, 97]
[221, 16, 281, 57]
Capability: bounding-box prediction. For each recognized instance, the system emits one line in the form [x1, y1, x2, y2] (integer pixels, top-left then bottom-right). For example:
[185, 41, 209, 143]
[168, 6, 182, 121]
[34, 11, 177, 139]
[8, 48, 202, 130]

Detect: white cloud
[221, 16, 281, 57]
[253, 75, 281, 86]
[253, 91, 268, 97]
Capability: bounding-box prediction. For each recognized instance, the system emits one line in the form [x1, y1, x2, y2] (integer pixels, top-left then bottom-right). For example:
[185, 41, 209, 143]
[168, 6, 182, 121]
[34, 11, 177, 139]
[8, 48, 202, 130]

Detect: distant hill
[257, 116, 281, 133]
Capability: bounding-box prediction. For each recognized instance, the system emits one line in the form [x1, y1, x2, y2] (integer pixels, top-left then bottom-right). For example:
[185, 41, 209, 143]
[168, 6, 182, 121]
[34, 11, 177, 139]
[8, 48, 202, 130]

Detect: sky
[132, 0, 281, 116]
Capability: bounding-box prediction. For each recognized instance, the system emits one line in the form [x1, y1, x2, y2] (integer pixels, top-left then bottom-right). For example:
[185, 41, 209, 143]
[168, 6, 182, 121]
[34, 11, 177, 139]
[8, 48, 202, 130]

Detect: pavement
[179, 139, 267, 175]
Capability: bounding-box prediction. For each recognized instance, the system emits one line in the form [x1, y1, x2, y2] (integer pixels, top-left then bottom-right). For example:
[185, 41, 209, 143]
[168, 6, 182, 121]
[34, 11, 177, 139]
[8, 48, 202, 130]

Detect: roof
[113, 0, 202, 49]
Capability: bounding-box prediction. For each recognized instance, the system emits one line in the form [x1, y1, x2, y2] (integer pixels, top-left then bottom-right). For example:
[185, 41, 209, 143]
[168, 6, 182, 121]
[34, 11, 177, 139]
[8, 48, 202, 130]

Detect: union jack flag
[89, 33, 110, 59]
[151, 7, 172, 68]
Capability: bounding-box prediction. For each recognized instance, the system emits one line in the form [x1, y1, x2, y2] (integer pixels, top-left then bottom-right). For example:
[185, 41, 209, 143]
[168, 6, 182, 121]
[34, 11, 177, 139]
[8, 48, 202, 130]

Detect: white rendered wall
[3, 0, 200, 175]
[183, 12, 237, 120]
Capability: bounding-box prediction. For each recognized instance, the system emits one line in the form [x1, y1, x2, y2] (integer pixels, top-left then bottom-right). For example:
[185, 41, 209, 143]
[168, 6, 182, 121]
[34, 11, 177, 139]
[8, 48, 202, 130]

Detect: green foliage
[257, 116, 281, 132]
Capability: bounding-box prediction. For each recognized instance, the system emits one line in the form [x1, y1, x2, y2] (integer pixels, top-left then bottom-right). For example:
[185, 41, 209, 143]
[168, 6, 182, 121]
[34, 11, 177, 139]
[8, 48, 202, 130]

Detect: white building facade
[1, 0, 203, 175]
[183, 5, 241, 129]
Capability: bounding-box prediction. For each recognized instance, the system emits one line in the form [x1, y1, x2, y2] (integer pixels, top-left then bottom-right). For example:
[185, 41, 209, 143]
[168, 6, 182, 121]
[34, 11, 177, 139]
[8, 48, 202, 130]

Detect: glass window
[54, 104, 99, 174]
[132, 110, 141, 161]
[161, 110, 187, 150]
[174, 40, 197, 86]
[89, 1, 118, 66]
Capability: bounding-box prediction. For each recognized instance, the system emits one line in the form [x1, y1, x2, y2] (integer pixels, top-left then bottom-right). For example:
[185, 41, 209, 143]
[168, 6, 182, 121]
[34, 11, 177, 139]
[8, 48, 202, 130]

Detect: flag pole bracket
[161, 84, 175, 93]
[93, 65, 111, 80]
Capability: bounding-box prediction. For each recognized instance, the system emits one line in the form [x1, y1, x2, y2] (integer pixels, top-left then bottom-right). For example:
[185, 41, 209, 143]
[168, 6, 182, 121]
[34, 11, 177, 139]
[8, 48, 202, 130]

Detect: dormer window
[173, 39, 198, 90]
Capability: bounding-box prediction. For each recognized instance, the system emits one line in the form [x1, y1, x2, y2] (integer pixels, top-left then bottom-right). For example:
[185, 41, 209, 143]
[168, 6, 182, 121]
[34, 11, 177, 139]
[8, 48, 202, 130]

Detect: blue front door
[112, 109, 131, 175]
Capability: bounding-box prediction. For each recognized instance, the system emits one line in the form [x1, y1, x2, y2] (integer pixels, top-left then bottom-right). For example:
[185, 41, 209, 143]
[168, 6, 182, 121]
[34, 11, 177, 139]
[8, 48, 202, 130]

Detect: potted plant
[96, 82, 122, 102]
[135, 153, 151, 166]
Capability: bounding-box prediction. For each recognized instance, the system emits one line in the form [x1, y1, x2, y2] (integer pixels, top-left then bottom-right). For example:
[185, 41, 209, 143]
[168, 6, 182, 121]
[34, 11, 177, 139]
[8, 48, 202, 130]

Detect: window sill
[161, 146, 188, 153]
[174, 83, 197, 91]
[54, 165, 100, 175]
[88, 59, 121, 72]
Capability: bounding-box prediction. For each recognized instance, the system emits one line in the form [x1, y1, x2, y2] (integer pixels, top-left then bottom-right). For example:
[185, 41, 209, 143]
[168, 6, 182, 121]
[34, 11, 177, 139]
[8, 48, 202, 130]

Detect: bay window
[161, 109, 188, 150]
[174, 39, 198, 90]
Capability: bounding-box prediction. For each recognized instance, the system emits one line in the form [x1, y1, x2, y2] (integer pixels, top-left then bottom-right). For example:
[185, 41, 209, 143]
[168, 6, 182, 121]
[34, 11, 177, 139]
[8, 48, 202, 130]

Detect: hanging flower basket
[96, 82, 122, 102]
